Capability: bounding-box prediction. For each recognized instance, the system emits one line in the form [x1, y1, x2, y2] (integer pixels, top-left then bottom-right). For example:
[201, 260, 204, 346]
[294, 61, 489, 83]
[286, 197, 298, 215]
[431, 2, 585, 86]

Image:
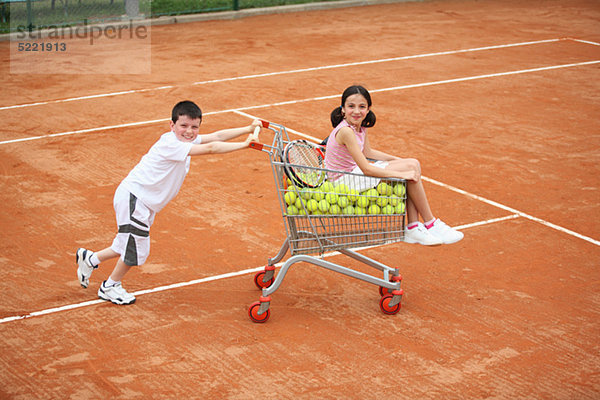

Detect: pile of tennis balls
[283, 180, 406, 216]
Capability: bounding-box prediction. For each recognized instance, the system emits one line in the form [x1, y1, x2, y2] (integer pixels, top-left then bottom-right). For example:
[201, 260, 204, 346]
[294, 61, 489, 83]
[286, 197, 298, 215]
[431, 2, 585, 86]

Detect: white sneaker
[76, 248, 97, 288]
[98, 281, 136, 305]
[404, 223, 443, 246]
[427, 219, 464, 244]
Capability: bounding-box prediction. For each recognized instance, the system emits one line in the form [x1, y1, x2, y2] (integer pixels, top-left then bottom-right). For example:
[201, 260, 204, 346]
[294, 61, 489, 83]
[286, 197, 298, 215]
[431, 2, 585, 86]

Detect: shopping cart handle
[249, 120, 269, 150]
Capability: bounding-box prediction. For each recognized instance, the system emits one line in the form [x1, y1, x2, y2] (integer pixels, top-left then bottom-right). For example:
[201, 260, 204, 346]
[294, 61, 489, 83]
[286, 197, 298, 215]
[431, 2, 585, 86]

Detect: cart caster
[253, 266, 275, 289]
[248, 296, 271, 323]
[379, 274, 402, 297]
[379, 291, 403, 315]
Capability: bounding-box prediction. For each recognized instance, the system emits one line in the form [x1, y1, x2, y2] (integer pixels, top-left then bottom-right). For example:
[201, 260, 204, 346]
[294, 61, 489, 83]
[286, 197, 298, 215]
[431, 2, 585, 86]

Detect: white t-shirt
[120, 131, 202, 212]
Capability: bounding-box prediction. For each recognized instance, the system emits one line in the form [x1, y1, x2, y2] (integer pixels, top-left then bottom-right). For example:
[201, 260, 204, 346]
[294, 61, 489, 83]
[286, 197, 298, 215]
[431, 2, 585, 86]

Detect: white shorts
[111, 184, 155, 266]
[335, 160, 389, 193]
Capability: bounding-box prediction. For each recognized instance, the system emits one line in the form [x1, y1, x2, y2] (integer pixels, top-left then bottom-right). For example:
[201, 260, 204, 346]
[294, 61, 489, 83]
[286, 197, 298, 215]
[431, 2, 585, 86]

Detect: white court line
[0, 38, 570, 111]
[422, 176, 600, 247]
[2, 59, 599, 146]
[571, 38, 600, 46]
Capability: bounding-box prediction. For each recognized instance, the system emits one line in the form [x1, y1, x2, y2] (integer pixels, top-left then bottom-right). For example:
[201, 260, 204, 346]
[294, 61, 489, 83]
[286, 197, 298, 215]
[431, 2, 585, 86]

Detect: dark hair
[172, 100, 202, 123]
[330, 85, 376, 128]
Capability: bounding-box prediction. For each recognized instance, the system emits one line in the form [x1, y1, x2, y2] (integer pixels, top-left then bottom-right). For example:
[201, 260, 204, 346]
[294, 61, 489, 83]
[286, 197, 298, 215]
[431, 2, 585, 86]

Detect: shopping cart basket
[248, 121, 405, 323]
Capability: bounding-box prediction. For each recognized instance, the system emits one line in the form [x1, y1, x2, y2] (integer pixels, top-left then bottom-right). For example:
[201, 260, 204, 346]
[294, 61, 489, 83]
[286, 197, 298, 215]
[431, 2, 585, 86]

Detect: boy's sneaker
[98, 281, 136, 305]
[427, 219, 464, 244]
[76, 248, 97, 288]
[404, 223, 443, 246]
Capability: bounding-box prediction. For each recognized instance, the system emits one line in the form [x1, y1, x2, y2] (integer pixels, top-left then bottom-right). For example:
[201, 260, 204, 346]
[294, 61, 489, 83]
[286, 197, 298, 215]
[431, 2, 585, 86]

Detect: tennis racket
[283, 139, 326, 188]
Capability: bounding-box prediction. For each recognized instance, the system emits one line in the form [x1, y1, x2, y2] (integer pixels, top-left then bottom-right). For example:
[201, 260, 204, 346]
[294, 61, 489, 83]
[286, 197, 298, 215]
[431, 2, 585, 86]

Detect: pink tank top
[324, 120, 366, 180]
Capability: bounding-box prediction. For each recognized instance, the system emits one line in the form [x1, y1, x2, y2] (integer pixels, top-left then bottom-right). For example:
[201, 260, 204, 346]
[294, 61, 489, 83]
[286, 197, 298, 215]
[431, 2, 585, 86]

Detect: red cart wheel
[253, 271, 274, 289]
[248, 301, 270, 323]
[379, 294, 401, 315]
[379, 275, 402, 297]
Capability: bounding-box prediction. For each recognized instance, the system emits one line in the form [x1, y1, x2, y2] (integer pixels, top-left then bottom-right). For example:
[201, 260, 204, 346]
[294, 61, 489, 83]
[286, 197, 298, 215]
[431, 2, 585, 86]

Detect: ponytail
[330, 106, 344, 127]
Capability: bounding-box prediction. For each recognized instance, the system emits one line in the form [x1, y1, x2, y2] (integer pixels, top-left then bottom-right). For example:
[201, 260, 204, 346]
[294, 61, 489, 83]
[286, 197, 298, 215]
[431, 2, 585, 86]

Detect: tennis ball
[365, 188, 378, 201]
[347, 189, 359, 203]
[287, 185, 299, 194]
[318, 199, 330, 213]
[284, 191, 297, 205]
[294, 197, 302, 209]
[326, 192, 338, 204]
[355, 206, 366, 215]
[381, 204, 394, 215]
[297, 208, 307, 216]
[321, 181, 335, 193]
[356, 196, 369, 208]
[300, 188, 312, 200]
[368, 204, 381, 215]
[389, 195, 400, 207]
[393, 184, 406, 197]
[313, 190, 325, 201]
[329, 204, 341, 215]
[376, 195, 388, 207]
[286, 205, 298, 215]
[377, 182, 392, 196]
[342, 205, 355, 215]
[337, 196, 349, 208]
[307, 199, 318, 212]
[334, 183, 349, 195]
[395, 202, 406, 214]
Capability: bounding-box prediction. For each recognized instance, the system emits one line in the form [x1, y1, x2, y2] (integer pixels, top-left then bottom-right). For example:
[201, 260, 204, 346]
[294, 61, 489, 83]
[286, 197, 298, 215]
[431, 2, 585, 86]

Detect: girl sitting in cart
[323, 85, 463, 246]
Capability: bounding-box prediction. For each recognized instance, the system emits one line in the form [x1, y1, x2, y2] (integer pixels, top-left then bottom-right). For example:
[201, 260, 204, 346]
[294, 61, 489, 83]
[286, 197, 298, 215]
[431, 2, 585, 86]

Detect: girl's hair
[330, 85, 376, 128]
[172, 100, 202, 123]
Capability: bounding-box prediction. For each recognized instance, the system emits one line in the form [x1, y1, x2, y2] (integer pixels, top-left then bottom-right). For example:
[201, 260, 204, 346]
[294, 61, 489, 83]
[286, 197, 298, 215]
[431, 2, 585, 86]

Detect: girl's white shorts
[111, 184, 155, 266]
[334, 160, 389, 193]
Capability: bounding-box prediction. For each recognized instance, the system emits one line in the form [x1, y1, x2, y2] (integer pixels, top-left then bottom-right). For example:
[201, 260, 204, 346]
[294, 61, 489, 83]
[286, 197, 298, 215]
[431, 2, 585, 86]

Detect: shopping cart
[248, 122, 405, 323]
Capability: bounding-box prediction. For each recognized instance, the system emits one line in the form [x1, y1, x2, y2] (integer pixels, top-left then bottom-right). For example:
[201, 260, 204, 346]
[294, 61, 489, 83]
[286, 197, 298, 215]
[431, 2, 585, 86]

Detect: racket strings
[285, 142, 326, 188]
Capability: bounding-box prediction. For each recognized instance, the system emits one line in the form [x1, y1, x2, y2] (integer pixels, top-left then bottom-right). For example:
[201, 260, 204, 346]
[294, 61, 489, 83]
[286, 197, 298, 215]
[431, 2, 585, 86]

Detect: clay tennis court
[1, 0, 599, 398]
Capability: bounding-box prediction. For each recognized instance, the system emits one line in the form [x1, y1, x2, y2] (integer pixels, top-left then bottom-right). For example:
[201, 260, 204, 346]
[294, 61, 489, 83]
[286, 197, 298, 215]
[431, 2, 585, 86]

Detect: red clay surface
[1, 0, 599, 398]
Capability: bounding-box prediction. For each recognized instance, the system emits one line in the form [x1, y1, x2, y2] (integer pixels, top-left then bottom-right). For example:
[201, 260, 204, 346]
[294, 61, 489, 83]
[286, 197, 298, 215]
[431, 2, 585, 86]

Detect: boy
[76, 100, 261, 305]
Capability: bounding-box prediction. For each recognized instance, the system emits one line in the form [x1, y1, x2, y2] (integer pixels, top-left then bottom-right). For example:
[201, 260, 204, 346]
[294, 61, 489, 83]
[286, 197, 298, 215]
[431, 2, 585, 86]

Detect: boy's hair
[172, 100, 202, 123]
[330, 85, 376, 128]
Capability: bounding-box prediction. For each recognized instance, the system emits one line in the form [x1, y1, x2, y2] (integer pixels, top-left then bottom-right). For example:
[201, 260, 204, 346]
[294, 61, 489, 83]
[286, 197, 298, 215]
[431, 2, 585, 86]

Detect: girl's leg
[385, 158, 463, 245]
[386, 158, 434, 223]
[406, 179, 435, 223]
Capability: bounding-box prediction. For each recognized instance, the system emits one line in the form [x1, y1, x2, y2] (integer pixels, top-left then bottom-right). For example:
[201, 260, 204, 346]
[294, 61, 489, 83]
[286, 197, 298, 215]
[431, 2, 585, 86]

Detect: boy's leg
[76, 247, 120, 289]
[98, 258, 136, 305]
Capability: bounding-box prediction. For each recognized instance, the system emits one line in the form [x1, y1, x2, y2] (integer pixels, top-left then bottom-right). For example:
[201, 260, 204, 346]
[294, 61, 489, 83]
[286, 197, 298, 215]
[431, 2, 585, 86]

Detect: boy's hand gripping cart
[249, 122, 405, 323]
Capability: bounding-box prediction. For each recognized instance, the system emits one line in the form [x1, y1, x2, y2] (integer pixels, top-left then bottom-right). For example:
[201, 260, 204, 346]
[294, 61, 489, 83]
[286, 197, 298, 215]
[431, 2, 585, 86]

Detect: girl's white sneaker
[404, 223, 443, 246]
[427, 219, 464, 244]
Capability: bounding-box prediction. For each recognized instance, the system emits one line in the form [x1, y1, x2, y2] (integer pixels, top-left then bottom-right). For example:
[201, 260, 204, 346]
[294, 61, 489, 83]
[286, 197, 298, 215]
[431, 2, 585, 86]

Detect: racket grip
[249, 142, 263, 150]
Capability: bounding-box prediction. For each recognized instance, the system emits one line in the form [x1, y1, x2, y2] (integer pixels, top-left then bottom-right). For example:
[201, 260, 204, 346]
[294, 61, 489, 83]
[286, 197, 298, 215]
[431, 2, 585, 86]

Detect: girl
[324, 85, 463, 246]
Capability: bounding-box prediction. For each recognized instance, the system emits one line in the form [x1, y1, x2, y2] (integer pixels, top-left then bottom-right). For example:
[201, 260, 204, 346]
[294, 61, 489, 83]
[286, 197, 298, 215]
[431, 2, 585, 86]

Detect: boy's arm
[188, 134, 258, 156]
[200, 119, 261, 143]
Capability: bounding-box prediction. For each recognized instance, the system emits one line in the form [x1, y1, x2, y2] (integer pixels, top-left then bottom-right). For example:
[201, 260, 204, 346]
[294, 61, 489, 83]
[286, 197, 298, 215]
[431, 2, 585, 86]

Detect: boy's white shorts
[111, 184, 155, 266]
